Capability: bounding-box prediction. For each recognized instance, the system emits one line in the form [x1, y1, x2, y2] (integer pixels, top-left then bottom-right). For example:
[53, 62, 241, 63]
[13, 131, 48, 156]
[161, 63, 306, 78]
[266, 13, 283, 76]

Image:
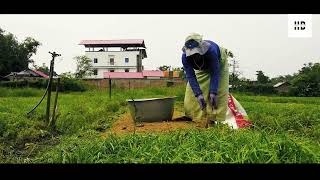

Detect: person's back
[203, 40, 221, 58]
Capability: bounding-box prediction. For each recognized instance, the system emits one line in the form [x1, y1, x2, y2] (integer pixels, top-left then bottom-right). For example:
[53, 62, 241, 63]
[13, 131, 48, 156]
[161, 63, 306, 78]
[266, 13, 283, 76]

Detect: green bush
[0, 80, 29, 88]
[288, 63, 320, 97]
[236, 83, 277, 95]
[56, 78, 87, 92]
[0, 78, 87, 92]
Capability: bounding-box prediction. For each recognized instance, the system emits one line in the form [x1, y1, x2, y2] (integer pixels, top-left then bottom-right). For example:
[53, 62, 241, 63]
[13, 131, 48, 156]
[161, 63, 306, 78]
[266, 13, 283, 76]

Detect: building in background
[79, 39, 147, 79]
[4, 69, 49, 81]
[273, 81, 291, 93]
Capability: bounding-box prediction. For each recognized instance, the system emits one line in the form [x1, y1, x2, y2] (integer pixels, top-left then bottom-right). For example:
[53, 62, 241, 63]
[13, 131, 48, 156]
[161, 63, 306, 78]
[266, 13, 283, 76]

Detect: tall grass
[34, 128, 320, 163]
[0, 87, 43, 97]
[1, 86, 320, 163]
[233, 93, 320, 105]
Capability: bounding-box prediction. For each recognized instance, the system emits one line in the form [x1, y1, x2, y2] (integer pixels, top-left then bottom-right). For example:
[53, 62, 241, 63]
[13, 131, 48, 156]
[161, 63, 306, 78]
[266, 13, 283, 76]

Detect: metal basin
[127, 97, 176, 122]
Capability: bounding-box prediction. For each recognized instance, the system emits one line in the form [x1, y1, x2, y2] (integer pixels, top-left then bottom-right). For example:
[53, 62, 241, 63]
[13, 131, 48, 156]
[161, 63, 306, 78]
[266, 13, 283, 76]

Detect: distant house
[4, 69, 49, 81]
[249, 80, 258, 85]
[79, 39, 147, 79]
[273, 81, 291, 93]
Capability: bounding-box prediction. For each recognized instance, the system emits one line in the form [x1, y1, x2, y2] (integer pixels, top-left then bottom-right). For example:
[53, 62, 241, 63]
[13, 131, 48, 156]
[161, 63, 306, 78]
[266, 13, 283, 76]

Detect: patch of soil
[102, 111, 198, 138]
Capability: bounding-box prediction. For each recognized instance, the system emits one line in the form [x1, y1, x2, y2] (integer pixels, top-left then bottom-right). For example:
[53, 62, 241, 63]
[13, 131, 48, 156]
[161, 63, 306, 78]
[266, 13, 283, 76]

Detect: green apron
[184, 46, 229, 126]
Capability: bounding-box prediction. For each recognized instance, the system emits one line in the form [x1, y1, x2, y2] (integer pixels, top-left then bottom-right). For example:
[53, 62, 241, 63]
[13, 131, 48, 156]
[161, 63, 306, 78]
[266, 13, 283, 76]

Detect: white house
[79, 39, 147, 79]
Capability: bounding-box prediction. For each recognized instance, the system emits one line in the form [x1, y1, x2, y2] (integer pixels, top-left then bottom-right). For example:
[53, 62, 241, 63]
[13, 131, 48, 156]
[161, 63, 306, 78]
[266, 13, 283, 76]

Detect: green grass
[0, 86, 320, 163]
[233, 93, 320, 105]
[33, 129, 320, 163]
[0, 87, 44, 97]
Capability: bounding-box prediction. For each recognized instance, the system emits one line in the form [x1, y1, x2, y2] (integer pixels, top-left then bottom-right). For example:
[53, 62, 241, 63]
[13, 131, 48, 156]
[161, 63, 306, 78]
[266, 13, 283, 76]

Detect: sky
[0, 14, 319, 80]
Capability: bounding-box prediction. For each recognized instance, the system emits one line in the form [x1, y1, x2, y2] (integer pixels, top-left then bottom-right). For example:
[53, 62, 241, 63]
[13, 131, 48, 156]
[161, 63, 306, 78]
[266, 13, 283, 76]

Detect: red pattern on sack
[228, 94, 252, 128]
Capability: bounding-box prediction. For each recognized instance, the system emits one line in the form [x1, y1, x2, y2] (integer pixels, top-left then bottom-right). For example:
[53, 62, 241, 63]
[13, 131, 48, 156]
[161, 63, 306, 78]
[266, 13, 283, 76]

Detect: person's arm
[182, 53, 202, 97]
[208, 50, 220, 95]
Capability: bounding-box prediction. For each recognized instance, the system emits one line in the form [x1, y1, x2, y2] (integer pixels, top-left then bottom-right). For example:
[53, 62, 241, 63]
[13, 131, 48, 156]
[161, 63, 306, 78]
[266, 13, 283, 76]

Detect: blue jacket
[182, 40, 221, 97]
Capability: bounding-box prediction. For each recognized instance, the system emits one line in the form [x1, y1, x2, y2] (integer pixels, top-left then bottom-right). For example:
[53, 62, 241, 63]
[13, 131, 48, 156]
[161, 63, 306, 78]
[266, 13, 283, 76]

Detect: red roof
[79, 39, 144, 46]
[104, 72, 144, 79]
[31, 69, 49, 78]
[142, 70, 164, 77]
[103, 70, 165, 79]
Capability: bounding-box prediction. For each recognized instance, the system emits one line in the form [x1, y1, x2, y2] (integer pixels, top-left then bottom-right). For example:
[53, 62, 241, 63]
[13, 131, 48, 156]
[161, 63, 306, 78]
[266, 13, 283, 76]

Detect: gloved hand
[209, 93, 218, 109]
[196, 94, 206, 110]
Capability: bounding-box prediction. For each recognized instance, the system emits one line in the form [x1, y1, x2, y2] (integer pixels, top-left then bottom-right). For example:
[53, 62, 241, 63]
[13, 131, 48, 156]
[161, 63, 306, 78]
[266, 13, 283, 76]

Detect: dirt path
[101, 110, 197, 138]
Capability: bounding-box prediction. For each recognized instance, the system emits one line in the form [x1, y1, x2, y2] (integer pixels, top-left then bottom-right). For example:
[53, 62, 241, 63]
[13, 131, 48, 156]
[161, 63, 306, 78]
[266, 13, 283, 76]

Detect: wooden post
[45, 59, 54, 123]
[109, 76, 111, 99]
[169, 71, 173, 80]
[129, 80, 130, 90]
[49, 78, 60, 129]
[46, 52, 61, 124]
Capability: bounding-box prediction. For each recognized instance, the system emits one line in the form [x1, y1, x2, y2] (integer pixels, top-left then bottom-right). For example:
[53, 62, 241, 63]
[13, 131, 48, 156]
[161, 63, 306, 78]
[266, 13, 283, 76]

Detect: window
[110, 69, 115, 72]
[110, 58, 114, 65]
[108, 55, 115, 65]
[125, 58, 129, 63]
[94, 58, 98, 63]
[137, 55, 142, 72]
[125, 69, 129, 72]
[93, 69, 98, 75]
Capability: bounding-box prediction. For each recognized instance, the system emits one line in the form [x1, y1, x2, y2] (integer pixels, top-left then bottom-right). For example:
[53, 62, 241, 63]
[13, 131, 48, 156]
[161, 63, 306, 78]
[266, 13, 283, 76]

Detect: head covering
[185, 33, 203, 44]
[183, 33, 210, 57]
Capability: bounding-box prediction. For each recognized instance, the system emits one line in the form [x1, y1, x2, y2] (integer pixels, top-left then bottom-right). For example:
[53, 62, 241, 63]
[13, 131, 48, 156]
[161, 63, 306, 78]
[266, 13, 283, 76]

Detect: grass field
[0, 86, 319, 163]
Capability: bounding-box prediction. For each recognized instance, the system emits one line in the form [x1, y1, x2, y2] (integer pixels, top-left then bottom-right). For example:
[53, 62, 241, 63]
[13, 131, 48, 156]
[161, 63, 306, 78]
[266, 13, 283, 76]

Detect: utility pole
[229, 57, 240, 90]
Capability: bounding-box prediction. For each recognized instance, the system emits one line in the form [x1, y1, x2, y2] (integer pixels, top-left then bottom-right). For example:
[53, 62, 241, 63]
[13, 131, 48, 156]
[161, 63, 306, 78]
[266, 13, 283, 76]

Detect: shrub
[0, 78, 87, 92]
[236, 83, 277, 95]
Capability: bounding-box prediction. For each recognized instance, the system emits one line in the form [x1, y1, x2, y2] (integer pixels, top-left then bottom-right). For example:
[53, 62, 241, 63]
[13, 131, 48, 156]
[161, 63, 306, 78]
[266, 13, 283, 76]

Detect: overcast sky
[0, 14, 319, 80]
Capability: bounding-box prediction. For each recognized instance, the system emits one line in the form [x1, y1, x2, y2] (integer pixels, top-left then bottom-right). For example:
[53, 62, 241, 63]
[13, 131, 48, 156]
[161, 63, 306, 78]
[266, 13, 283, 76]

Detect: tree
[74, 55, 93, 78]
[172, 67, 183, 71]
[289, 62, 320, 97]
[158, 65, 171, 71]
[59, 71, 75, 79]
[229, 73, 241, 84]
[270, 75, 294, 84]
[172, 67, 186, 79]
[256, 70, 270, 84]
[0, 28, 41, 76]
[32, 63, 50, 75]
